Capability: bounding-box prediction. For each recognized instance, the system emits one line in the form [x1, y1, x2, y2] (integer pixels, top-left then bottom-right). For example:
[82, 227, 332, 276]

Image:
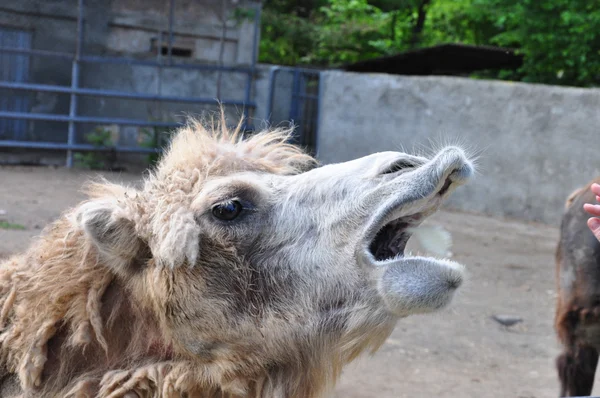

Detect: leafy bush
[74, 127, 115, 170]
[258, 0, 600, 87]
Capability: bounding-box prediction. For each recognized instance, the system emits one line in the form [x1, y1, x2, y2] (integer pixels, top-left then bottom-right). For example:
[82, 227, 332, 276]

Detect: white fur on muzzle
[377, 256, 465, 317]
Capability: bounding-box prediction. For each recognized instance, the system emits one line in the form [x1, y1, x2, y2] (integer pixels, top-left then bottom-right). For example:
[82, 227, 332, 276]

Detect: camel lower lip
[377, 256, 465, 316]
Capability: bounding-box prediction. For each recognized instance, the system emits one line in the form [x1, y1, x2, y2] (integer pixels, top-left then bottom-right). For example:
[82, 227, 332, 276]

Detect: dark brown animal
[555, 177, 600, 397]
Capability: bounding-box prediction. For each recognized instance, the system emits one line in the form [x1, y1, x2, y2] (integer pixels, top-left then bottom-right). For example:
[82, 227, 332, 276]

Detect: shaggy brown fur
[555, 177, 600, 397]
[0, 116, 323, 397]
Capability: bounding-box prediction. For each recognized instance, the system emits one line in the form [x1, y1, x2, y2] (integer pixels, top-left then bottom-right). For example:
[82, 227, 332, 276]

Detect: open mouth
[368, 214, 424, 261]
[360, 149, 473, 316]
[367, 178, 455, 262]
[367, 170, 462, 262]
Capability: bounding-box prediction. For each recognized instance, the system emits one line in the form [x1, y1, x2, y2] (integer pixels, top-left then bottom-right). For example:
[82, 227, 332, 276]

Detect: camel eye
[212, 200, 243, 221]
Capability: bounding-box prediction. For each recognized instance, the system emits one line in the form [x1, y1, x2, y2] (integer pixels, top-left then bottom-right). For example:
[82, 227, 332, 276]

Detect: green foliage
[231, 6, 256, 24]
[259, 8, 319, 65]
[259, 0, 600, 87]
[422, 0, 492, 45]
[260, 0, 412, 66]
[481, 0, 600, 86]
[0, 221, 25, 230]
[308, 0, 397, 65]
[74, 127, 115, 170]
[138, 124, 173, 167]
[259, 0, 492, 66]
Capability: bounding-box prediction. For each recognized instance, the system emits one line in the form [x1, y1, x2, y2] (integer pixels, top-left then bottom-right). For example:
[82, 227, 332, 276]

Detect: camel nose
[436, 146, 474, 186]
[375, 153, 428, 177]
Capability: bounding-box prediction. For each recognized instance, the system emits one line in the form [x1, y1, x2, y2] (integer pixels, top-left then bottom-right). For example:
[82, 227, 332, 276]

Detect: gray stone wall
[317, 71, 600, 225]
[0, 0, 259, 63]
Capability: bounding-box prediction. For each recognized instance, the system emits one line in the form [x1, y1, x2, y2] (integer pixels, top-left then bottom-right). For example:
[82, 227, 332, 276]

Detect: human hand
[583, 183, 600, 240]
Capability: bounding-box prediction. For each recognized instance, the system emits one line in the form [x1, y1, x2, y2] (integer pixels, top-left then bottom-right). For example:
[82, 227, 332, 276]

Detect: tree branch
[409, 0, 431, 49]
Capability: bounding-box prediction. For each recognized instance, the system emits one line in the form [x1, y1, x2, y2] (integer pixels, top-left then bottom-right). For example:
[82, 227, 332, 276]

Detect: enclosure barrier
[0, 0, 261, 167]
[266, 66, 321, 156]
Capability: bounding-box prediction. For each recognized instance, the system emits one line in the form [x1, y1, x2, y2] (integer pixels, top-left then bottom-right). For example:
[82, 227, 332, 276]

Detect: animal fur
[555, 177, 600, 397]
[0, 112, 473, 397]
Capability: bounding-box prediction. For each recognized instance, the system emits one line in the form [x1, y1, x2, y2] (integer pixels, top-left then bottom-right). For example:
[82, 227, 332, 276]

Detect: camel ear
[76, 193, 147, 273]
[148, 207, 201, 269]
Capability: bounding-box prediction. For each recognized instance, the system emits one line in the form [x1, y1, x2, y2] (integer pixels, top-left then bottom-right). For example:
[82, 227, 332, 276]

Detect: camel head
[71, 117, 474, 396]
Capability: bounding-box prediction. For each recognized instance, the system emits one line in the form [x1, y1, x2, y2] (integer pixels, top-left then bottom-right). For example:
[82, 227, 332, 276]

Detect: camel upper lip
[361, 178, 454, 265]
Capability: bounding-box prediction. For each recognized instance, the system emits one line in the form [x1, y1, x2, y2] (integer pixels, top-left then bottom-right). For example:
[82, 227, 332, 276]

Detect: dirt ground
[0, 165, 581, 398]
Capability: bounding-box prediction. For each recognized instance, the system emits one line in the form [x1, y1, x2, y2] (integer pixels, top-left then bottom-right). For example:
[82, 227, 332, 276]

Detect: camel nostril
[438, 177, 453, 196]
[439, 163, 472, 196]
[382, 159, 415, 175]
[447, 277, 462, 290]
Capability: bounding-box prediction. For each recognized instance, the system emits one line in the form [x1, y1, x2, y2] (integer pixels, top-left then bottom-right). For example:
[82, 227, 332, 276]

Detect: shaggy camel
[555, 177, 600, 397]
[0, 116, 474, 397]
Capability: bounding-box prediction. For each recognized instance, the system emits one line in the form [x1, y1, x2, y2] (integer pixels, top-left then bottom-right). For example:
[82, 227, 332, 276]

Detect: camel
[555, 176, 600, 397]
[0, 114, 474, 397]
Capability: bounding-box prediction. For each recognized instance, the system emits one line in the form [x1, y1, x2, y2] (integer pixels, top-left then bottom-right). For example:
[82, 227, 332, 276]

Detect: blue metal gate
[266, 67, 321, 156]
[0, 0, 261, 167]
[0, 27, 32, 141]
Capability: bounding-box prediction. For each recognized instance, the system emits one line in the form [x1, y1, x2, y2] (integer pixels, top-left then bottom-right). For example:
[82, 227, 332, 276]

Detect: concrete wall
[317, 71, 600, 225]
[0, 0, 258, 63]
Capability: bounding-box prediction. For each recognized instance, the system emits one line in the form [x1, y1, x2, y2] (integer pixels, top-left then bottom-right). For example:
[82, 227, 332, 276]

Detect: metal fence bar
[265, 67, 282, 123]
[295, 70, 306, 141]
[0, 81, 256, 107]
[0, 140, 161, 153]
[314, 69, 323, 157]
[0, 47, 254, 74]
[0, 111, 181, 127]
[80, 54, 252, 73]
[0, 46, 73, 59]
[167, 0, 175, 65]
[296, 93, 319, 100]
[289, 68, 301, 123]
[13, 31, 31, 140]
[242, 4, 262, 128]
[66, 0, 84, 167]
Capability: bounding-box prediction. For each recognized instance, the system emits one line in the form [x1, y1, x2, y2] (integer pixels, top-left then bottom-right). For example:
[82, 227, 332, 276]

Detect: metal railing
[266, 66, 321, 156]
[0, 0, 262, 167]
